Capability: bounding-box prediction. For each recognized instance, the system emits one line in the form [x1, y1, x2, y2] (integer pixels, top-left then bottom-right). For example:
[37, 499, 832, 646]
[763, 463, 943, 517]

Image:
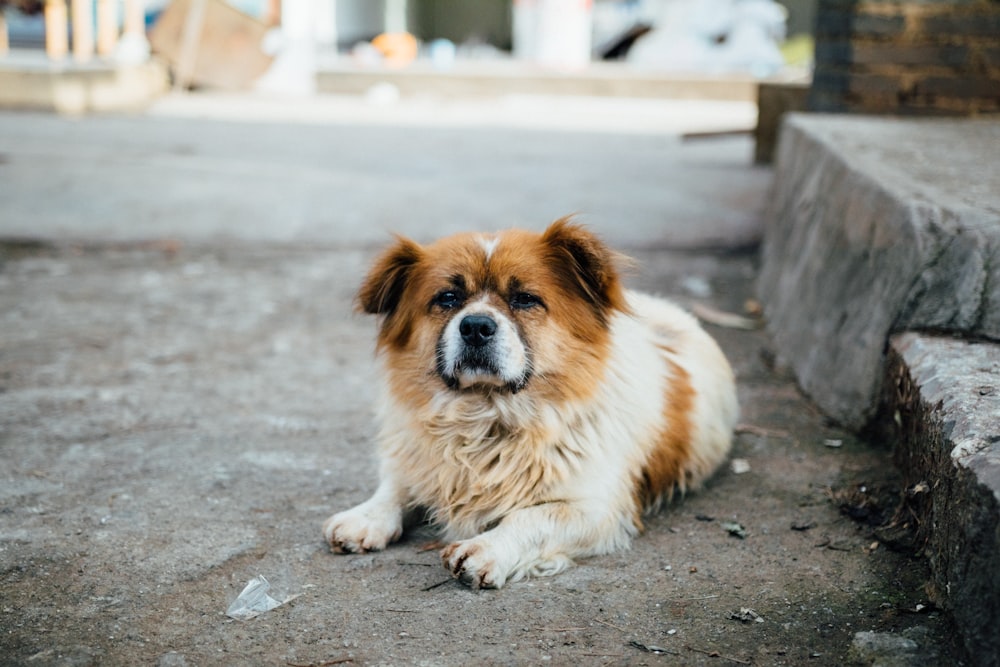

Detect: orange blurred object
[371, 31, 418, 68]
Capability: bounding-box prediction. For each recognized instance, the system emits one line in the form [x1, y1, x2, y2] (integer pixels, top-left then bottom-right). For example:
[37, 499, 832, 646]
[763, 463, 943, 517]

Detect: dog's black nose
[459, 315, 497, 347]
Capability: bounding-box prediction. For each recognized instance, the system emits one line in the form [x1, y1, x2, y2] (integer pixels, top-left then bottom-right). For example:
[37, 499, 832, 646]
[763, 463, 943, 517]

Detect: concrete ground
[0, 96, 965, 666]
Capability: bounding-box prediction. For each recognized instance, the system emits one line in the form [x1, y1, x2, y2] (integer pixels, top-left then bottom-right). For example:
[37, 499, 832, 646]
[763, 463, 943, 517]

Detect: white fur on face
[437, 297, 529, 391]
[478, 235, 501, 261]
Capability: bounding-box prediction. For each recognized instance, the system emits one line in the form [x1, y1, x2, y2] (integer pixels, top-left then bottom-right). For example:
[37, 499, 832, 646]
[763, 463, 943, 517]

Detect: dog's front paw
[322, 503, 402, 554]
[441, 538, 510, 589]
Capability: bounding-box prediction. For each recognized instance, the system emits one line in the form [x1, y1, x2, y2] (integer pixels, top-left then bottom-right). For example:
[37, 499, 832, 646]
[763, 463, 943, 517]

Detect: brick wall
[809, 0, 1000, 114]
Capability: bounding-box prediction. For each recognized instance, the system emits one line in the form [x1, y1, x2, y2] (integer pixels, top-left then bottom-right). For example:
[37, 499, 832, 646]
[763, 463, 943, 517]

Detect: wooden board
[149, 0, 273, 90]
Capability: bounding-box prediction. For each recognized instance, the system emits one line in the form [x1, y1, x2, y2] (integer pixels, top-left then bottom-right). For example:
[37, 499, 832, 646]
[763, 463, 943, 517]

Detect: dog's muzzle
[438, 310, 529, 392]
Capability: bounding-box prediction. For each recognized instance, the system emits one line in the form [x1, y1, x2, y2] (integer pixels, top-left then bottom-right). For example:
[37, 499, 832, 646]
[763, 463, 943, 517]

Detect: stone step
[875, 333, 1000, 665]
[759, 112, 1000, 664]
[759, 113, 1000, 429]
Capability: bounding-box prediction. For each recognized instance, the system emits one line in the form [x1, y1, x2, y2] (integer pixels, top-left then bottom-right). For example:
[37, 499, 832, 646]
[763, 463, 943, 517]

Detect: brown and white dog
[323, 218, 738, 588]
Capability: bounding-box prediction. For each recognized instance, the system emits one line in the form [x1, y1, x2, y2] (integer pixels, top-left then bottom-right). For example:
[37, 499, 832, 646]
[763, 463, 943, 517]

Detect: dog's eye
[510, 292, 542, 310]
[433, 290, 463, 309]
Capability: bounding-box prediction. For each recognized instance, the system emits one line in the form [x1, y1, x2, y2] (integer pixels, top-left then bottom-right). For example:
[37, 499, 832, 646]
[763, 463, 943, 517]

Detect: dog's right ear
[542, 216, 629, 321]
[356, 235, 423, 315]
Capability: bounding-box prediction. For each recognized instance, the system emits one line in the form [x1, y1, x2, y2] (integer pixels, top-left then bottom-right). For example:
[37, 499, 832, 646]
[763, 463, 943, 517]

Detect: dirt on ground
[0, 239, 965, 666]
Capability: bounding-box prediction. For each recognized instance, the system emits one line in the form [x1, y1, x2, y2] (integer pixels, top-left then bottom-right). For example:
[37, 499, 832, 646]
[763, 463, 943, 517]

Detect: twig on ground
[630, 640, 680, 656]
[593, 618, 628, 632]
[691, 303, 761, 330]
[421, 578, 453, 591]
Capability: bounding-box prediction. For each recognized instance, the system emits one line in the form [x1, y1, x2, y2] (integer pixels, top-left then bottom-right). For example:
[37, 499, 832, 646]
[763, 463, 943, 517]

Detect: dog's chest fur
[377, 389, 591, 539]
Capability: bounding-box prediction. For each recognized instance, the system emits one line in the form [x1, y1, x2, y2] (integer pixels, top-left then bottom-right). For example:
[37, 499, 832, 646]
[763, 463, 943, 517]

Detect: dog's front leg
[441, 501, 633, 589]
[323, 462, 409, 554]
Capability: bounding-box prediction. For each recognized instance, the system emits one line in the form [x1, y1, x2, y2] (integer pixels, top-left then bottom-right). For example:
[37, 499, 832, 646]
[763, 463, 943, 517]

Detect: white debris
[682, 275, 713, 298]
[628, 0, 788, 76]
[226, 575, 297, 621]
[730, 607, 765, 623]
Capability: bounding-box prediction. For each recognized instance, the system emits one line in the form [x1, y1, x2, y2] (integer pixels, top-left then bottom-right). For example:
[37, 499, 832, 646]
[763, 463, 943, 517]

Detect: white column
[96, 0, 117, 56]
[45, 0, 69, 61]
[514, 0, 593, 70]
[71, 0, 95, 62]
[0, 11, 9, 56]
[384, 0, 406, 33]
[316, 0, 337, 51]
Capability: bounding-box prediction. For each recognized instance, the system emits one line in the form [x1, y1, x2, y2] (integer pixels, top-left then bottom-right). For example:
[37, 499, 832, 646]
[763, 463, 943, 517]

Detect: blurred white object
[429, 38, 456, 70]
[115, 0, 151, 65]
[722, 0, 786, 76]
[681, 275, 713, 298]
[365, 81, 401, 105]
[628, 0, 787, 76]
[115, 30, 151, 64]
[351, 40, 384, 67]
[256, 0, 336, 95]
[260, 26, 286, 56]
[730, 458, 751, 474]
[514, 0, 593, 70]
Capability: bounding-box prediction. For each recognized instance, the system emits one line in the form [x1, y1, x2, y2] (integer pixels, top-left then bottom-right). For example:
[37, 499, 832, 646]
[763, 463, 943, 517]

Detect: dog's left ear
[542, 217, 629, 317]
[357, 235, 423, 316]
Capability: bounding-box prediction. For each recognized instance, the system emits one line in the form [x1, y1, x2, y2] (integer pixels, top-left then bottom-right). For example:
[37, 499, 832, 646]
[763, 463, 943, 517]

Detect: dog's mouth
[436, 310, 531, 394]
[438, 349, 530, 394]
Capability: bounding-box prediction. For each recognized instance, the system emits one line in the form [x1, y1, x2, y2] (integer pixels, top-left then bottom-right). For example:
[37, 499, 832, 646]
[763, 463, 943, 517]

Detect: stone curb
[758, 113, 1000, 429]
[759, 113, 1000, 664]
[876, 333, 1000, 667]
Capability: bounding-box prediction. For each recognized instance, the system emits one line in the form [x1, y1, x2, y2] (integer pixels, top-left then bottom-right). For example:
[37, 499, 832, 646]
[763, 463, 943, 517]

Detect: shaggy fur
[323, 218, 738, 588]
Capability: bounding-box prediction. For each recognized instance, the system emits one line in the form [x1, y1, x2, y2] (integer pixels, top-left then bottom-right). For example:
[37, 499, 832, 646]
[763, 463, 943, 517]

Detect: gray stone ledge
[758, 113, 1000, 428]
[878, 333, 1000, 666]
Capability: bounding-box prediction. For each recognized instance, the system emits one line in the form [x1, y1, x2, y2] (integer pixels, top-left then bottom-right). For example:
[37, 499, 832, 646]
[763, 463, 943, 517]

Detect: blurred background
[0, 0, 812, 98]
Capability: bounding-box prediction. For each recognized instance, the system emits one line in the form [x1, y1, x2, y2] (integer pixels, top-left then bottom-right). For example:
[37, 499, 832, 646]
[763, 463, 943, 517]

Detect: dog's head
[358, 218, 629, 402]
